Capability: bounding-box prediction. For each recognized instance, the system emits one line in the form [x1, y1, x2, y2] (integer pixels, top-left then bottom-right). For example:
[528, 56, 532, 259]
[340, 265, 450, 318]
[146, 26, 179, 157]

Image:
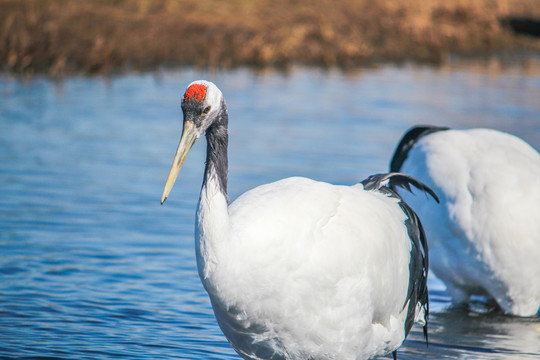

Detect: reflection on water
[434, 310, 540, 359]
[402, 307, 540, 359]
[1, 66, 539, 359]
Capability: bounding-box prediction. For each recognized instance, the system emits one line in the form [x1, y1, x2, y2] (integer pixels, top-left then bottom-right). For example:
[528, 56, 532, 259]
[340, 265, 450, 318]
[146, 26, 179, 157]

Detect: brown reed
[1, 0, 539, 75]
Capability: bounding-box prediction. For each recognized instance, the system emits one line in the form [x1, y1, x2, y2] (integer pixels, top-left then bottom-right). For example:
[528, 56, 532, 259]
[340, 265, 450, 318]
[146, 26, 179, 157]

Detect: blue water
[1, 66, 539, 359]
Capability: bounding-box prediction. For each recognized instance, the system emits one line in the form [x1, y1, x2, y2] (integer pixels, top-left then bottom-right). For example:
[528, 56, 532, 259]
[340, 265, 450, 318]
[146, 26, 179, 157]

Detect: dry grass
[1, 0, 540, 75]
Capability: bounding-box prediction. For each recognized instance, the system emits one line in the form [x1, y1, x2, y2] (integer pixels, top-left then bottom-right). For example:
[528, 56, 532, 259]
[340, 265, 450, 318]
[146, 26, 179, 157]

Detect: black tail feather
[361, 172, 439, 203]
[362, 172, 435, 351]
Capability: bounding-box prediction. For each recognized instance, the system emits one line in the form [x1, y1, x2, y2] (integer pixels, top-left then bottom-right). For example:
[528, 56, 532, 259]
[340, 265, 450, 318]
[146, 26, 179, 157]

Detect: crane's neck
[203, 107, 228, 198]
[196, 101, 229, 284]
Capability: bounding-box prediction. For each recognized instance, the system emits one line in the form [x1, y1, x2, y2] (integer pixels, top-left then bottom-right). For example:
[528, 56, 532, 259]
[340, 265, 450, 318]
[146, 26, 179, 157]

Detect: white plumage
[162, 81, 435, 359]
[391, 126, 540, 317]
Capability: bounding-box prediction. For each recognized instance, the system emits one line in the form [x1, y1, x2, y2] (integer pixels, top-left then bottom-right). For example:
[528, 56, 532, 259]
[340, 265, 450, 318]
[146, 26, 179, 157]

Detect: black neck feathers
[390, 125, 450, 172]
[203, 99, 229, 198]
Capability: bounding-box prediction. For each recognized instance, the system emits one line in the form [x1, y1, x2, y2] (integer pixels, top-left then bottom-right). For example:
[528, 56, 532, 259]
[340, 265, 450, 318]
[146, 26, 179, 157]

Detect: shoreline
[2, 54, 540, 81]
[2, 0, 540, 76]
[3, 57, 540, 83]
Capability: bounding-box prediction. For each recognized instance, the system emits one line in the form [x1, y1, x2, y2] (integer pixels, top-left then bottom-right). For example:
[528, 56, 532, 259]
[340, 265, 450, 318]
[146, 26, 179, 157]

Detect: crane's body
[162, 81, 436, 359]
[391, 126, 540, 317]
[199, 176, 417, 359]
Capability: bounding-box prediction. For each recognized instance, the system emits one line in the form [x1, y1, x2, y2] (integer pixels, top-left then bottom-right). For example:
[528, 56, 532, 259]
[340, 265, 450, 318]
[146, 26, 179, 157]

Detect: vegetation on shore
[1, 0, 540, 75]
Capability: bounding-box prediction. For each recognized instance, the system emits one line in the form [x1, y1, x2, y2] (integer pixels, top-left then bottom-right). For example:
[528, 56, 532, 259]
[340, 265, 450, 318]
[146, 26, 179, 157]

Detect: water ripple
[1, 67, 539, 359]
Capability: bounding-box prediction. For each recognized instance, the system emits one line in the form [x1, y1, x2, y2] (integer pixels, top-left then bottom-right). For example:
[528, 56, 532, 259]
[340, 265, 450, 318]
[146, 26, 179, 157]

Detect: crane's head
[161, 80, 225, 204]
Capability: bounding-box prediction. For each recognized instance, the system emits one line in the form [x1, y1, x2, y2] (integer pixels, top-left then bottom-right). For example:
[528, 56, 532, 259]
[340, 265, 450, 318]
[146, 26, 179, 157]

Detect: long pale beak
[161, 121, 198, 204]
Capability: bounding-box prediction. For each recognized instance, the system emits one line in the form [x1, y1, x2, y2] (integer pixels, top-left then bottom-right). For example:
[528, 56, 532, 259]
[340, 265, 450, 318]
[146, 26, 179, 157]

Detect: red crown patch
[184, 84, 207, 103]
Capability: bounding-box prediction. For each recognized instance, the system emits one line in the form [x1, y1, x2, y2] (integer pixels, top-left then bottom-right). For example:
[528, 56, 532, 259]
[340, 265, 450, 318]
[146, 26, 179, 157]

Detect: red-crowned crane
[391, 125, 540, 317]
[161, 81, 438, 359]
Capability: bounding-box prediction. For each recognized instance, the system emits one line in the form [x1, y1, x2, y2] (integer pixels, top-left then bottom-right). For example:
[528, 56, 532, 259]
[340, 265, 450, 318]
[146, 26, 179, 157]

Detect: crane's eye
[203, 106, 211, 114]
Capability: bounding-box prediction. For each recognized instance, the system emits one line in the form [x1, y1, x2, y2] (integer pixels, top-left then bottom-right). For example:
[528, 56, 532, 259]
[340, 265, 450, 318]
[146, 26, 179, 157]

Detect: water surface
[1, 66, 539, 359]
